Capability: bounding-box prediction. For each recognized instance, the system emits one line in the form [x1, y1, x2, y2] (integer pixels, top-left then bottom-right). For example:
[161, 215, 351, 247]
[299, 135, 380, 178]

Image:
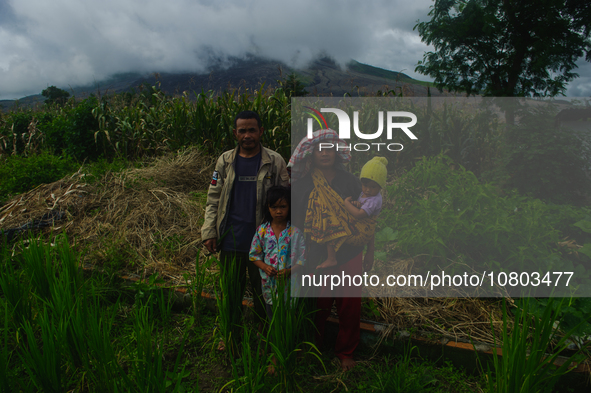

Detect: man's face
[234, 118, 263, 152]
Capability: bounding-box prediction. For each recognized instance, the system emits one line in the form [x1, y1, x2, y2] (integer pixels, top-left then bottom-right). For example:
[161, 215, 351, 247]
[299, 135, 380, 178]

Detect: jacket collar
[231, 144, 270, 163]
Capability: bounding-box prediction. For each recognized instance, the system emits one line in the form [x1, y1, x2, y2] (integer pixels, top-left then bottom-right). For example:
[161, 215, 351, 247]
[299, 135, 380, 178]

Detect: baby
[344, 156, 387, 220]
[317, 156, 387, 269]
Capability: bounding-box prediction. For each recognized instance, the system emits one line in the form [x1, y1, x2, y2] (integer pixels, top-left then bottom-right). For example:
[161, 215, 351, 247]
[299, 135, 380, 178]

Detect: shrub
[0, 152, 77, 203]
[383, 155, 576, 274]
[501, 107, 591, 205]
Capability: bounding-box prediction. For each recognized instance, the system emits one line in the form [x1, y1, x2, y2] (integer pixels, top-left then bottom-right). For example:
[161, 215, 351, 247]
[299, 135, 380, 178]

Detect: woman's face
[312, 144, 336, 168]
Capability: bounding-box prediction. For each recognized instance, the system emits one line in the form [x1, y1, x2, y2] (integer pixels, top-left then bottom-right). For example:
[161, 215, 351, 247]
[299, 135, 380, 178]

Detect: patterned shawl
[287, 129, 351, 182]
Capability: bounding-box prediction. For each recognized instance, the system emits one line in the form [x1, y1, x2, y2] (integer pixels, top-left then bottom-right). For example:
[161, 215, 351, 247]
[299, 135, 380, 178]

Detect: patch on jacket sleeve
[211, 170, 219, 186]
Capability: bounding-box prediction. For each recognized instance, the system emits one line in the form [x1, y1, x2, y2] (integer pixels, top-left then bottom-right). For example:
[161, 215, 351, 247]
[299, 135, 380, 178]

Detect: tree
[278, 72, 308, 98]
[414, 0, 591, 97]
[42, 86, 70, 105]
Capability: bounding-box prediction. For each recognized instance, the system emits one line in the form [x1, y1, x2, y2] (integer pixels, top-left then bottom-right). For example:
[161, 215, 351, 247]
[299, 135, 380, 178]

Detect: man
[201, 110, 290, 338]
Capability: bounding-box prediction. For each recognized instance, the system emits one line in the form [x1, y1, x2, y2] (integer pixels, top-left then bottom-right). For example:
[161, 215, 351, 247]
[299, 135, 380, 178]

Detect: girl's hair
[263, 186, 291, 223]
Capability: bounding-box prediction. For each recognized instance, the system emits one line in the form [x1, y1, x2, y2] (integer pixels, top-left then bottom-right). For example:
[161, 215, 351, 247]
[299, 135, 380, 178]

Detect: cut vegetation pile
[376, 297, 506, 344]
[0, 147, 212, 281]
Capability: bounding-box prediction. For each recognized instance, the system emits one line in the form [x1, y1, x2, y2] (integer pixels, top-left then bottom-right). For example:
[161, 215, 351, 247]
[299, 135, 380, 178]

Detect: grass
[482, 298, 586, 393]
[0, 235, 500, 393]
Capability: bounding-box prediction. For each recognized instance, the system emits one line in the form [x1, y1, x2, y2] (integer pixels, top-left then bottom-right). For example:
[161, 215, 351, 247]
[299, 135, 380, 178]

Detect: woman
[289, 129, 372, 371]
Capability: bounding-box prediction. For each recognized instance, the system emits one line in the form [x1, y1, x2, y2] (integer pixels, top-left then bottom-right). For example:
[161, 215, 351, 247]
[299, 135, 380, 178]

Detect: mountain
[0, 57, 436, 109]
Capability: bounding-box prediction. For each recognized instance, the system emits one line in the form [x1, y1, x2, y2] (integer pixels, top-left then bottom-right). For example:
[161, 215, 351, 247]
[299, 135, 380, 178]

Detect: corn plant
[92, 85, 292, 160]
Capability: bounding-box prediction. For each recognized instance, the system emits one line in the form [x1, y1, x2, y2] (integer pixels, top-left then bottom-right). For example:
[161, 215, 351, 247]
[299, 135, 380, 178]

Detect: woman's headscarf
[287, 129, 351, 182]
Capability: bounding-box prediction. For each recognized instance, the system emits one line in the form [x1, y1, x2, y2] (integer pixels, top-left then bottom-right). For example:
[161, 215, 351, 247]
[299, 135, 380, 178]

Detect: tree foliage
[278, 72, 308, 98]
[42, 86, 70, 105]
[414, 0, 591, 96]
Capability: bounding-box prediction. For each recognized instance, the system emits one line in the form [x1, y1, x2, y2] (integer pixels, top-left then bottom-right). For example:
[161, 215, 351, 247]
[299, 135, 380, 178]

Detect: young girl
[249, 186, 306, 321]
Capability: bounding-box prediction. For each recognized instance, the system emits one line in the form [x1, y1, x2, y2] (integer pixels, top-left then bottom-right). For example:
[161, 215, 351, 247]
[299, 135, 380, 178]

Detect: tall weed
[184, 253, 215, 325]
[20, 309, 67, 393]
[125, 299, 188, 392]
[483, 298, 584, 393]
[215, 255, 243, 356]
[266, 276, 323, 390]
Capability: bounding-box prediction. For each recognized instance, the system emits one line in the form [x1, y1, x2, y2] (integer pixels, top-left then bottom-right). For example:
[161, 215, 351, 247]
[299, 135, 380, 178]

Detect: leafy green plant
[374, 226, 398, 261]
[526, 297, 591, 340]
[0, 151, 77, 203]
[384, 155, 570, 273]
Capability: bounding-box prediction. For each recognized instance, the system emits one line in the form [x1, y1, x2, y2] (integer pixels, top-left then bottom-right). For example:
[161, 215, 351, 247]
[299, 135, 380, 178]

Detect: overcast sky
[1, 0, 590, 99]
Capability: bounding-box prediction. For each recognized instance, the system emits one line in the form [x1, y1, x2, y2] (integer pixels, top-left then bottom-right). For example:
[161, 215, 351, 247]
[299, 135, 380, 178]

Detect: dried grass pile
[376, 297, 506, 344]
[0, 147, 213, 282]
[363, 256, 507, 344]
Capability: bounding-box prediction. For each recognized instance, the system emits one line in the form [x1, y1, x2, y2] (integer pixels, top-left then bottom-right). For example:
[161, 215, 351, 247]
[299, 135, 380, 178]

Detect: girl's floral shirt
[249, 222, 306, 305]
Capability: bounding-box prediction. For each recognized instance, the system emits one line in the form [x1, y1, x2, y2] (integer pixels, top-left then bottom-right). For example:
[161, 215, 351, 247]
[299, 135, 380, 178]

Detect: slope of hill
[1, 56, 436, 109]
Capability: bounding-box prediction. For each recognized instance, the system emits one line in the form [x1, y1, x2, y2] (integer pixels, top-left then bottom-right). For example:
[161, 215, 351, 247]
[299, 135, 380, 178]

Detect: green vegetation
[415, 0, 591, 97]
[0, 236, 488, 392]
[277, 72, 309, 98]
[483, 298, 585, 393]
[0, 152, 78, 204]
[501, 108, 591, 204]
[384, 154, 591, 269]
[41, 86, 70, 106]
[1, 86, 590, 391]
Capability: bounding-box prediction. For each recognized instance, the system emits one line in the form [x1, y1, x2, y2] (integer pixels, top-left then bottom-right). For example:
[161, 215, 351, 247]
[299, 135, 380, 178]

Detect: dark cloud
[0, 0, 589, 98]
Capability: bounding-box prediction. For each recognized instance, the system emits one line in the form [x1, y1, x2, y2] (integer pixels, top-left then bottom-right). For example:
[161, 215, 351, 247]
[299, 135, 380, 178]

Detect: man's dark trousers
[219, 250, 266, 326]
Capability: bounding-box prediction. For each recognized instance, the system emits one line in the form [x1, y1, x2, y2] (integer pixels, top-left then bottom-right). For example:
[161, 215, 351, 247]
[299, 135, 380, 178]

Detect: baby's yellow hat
[360, 157, 388, 189]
